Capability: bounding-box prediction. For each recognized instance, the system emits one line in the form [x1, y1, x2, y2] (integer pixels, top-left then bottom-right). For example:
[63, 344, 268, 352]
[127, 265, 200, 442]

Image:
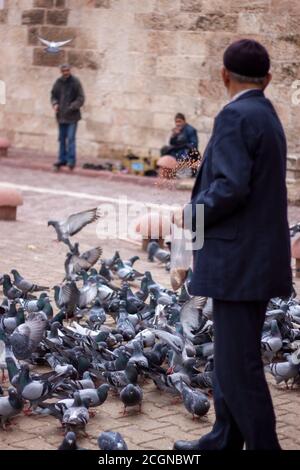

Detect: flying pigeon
[48, 207, 102, 250]
[38, 37, 73, 54]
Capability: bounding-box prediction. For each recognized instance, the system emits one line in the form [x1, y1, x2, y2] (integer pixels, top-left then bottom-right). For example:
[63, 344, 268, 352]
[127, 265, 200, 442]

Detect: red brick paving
[0, 163, 300, 450]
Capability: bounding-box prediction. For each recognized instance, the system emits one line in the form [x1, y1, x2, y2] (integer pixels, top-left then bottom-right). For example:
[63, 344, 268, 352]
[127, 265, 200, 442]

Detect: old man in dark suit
[174, 39, 292, 450]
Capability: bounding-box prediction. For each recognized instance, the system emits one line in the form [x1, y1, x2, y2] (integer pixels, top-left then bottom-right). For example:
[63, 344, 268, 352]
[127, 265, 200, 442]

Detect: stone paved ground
[1, 165, 300, 450]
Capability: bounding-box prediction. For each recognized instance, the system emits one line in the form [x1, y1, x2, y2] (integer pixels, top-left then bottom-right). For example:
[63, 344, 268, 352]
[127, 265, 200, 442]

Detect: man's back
[190, 90, 292, 301]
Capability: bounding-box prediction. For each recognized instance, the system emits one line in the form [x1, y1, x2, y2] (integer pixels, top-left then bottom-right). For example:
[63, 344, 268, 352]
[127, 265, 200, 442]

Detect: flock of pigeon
[0, 207, 300, 450]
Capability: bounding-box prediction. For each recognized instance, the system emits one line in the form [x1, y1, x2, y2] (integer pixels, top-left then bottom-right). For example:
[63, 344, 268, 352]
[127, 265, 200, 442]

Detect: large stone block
[194, 13, 238, 32]
[0, 9, 7, 23]
[46, 8, 69, 25]
[237, 13, 262, 34]
[147, 31, 178, 56]
[34, 0, 54, 7]
[270, 0, 300, 15]
[39, 26, 76, 44]
[178, 32, 208, 55]
[33, 47, 66, 66]
[67, 50, 103, 70]
[229, 0, 270, 13]
[55, 0, 66, 7]
[28, 26, 40, 46]
[22, 9, 45, 25]
[95, 0, 110, 7]
[180, 0, 204, 12]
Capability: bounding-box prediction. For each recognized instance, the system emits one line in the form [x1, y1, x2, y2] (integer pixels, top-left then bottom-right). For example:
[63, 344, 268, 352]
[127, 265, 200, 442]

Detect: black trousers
[198, 299, 281, 450]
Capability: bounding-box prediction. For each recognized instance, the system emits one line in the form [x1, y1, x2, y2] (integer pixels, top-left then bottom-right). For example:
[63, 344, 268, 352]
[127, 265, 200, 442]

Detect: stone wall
[0, 0, 299, 160]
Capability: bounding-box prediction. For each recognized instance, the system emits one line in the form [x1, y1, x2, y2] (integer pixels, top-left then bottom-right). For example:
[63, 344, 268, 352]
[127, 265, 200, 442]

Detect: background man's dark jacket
[51, 75, 85, 124]
[188, 89, 292, 301]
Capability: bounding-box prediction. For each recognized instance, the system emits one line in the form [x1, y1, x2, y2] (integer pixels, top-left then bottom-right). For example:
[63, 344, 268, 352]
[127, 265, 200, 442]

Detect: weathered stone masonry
[0, 0, 299, 174]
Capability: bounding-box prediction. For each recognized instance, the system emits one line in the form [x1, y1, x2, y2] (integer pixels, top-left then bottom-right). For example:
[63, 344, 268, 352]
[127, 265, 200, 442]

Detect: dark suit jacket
[188, 89, 292, 301]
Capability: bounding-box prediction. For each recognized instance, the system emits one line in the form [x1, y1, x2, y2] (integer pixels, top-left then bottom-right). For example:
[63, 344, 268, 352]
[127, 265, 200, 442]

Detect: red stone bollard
[0, 138, 11, 157]
[157, 155, 177, 179]
[0, 189, 23, 221]
[135, 212, 172, 251]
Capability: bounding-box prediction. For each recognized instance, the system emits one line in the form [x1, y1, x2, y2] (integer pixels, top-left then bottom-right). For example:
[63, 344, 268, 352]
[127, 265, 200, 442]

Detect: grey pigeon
[103, 363, 138, 391]
[265, 348, 300, 387]
[2, 275, 23, 300]
[98, 431, 128, 450]
[48, 207, 102, 249]
[58, 431, 86, 450]
[76, 383, 109, 407]
[65, 245, 102, 279]
[10, 313, 47, 360]
[62, 393, 90, 435]
[127, 340, 149, 369]
[261, 320, 283, 361]
[11, 269, 49, 294]
[114, 259, 143, 282]
[120, 383, 143, 414]
[180, 296, 207, 341]
[0, 387, 23, 429]
[147, 241, 170, 264]
[178, 379, 210, 418]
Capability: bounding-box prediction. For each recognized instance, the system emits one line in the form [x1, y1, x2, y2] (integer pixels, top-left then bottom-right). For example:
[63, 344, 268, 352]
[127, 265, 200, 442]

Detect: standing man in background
[174, 39, 292, 450]
[51, 64, 85, 171]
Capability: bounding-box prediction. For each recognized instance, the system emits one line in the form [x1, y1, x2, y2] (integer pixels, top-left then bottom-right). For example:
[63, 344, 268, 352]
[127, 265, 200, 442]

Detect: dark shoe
[67, 163, 75, 170]
[53, 161, 66, 171]
[173, 439, 201, 450]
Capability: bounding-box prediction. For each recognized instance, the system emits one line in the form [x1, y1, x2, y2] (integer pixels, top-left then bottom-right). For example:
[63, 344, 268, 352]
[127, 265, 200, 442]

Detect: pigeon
[178, 379, 210, 418]
[261, 320, 283, 361]
[0, 303, 25, 334]
[10, 269, 49, 295]
[265, 347, 300, 387]
[116, 301, 136, 341]
[0, 339, 6, 382]
[97, 431, 128, 450]
[147, 241, 170, 264]
[75, 383, 109, 407]
[38, 37, 73, 54]
[86, 299, 106, 329]
[120, 383, 143, 414]
[10, 313, 47, 360]
[16, 364, 64, 409]
[127, 340, 149, 369]
[0, 387, 23, 429]
[2, 275, 23, 300]
[58, 431, 86, 450]
[180, 296, 207, 342]
[114, 259, 143, 282]
[65, 246, 103, 280]
[48, 207, 102, 249]
[62, 392, 90, 435]
[103, 363, 138, 391]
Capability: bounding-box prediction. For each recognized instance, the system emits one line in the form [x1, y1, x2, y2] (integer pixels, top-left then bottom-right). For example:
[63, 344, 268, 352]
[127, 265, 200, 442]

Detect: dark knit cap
[223, 39, 270, 78]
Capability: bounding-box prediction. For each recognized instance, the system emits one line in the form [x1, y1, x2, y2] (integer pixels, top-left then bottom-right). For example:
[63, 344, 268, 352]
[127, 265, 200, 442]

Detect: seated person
[160, 113, 199, 162]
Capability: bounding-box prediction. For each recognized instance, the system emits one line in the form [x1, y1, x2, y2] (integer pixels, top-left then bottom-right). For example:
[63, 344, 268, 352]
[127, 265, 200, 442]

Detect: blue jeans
[58, 122, 78, 166]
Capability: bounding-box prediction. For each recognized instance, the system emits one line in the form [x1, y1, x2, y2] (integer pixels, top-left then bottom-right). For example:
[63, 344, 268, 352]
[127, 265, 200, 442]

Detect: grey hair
[229, 71, 265, 85]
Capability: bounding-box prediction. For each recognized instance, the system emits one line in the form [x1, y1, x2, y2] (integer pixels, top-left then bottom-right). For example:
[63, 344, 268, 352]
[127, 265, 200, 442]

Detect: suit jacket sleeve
[190, 107, 256, 230]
